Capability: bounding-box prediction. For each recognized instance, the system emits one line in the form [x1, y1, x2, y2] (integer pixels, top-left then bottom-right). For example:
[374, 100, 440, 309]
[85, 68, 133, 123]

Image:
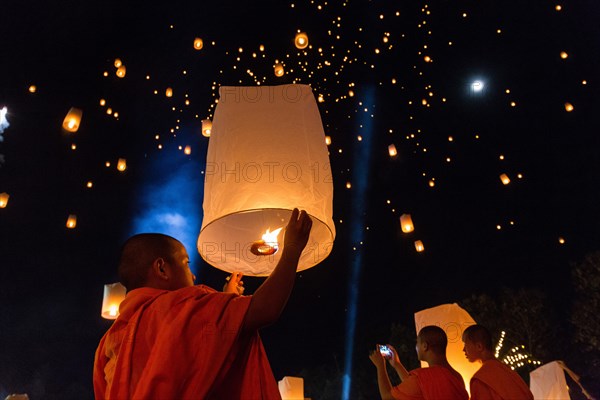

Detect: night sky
[1, 1, 600, 398]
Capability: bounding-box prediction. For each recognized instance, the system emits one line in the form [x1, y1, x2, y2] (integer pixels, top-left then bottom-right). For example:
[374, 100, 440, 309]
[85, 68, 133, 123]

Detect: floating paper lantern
[116, 65, 126, 78]
[101, 282, 126, 320]
[117, 158, 127, 172]
[166, 87, 173, 97]
[325, 135, 332, 145]
[66, 214, 77, 229]
[193, 37, 203, 50]
[201, 119, 212, 137]
[0, 192, 9, 208]
[388, 144, 398, 157]
[294, 32, 309, 49]
[414, 240, 425, 252]
[114, 58, 122, 68]
[274, 63, 285, 77]
[414, 303, 479, 395]
[198, 85, 336, 276]
[400, 213, 414, 233]
[500, 173, 510, 185]
[564, 102, 574, 112]
[278, 376, 305, 400]
[28, 85, 37, 93]
[62, 107, 83, 132]
[184, 145, 192, 155]
[560, 51, 568, 59]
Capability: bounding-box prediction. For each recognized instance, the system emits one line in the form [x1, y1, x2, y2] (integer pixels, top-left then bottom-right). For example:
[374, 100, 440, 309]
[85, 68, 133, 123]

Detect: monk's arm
[374, 364, 395, 400]
[391, 362, 410, 382]
[243, 209, 312, 332]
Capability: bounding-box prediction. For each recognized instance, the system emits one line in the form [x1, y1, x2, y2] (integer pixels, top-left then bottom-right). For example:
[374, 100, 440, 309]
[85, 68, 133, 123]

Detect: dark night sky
[1, 0, 600, 398]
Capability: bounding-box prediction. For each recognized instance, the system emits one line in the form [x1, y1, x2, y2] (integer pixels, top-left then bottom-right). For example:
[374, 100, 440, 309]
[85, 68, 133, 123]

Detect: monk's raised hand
[283, 208, 312, 258]
[369, 346, 386, 369]
[223, 272, 244, 295]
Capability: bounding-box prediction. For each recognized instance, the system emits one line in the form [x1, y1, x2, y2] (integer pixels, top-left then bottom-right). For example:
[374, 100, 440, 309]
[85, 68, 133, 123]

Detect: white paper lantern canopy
[198, 84, 336, 276]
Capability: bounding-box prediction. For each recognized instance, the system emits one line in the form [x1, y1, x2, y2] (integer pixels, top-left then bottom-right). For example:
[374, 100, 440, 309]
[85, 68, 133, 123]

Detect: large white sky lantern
[198, 84, 335, 276]
[414, 303, 479, 394]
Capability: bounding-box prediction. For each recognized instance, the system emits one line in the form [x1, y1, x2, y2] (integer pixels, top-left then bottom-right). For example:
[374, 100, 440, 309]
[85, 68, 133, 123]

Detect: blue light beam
[342, 86, 375, 400]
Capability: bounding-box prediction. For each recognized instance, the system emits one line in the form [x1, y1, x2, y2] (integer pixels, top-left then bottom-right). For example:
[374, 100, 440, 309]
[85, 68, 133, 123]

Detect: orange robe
[470, 359, 534, 400]
[391, 366, 469, 400]
[93, 286, 281, 400]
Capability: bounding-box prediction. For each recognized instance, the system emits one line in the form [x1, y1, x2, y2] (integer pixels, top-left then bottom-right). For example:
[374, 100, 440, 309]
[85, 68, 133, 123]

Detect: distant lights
[471, 80, 484, 92]
[564, 102, 574, 112]
[558, 237, 566, 244]
[294, 32, 309, 49]
[500, 173, 511, 185]
[560, 51, 568, 59]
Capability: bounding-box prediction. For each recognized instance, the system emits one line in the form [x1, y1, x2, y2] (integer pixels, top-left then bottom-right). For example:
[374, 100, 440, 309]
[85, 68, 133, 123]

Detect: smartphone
[379, 345, 393, 358]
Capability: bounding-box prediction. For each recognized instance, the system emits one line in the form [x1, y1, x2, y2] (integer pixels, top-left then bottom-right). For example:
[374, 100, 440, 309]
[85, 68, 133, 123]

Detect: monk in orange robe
[94, 208, 312, 400]
[462, 325, 534, 400]
[369, 326, 469, 400]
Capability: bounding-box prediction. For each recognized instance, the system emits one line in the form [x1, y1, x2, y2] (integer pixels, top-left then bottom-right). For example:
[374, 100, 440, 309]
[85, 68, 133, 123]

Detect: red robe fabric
[470, 359, 534, 400]
[93, 285, 281, 400]
[391, 366, 469, 400]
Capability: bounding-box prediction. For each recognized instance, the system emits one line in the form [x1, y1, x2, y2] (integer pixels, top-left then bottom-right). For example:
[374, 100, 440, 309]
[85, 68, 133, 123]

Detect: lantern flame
[250, 227, 283, 256]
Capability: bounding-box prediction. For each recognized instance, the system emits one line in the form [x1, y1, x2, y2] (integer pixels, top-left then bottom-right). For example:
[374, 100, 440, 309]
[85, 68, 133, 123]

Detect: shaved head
[417, 326, 448, 356]
[463, 325, 494, 351]
[118, 233, 182, 291]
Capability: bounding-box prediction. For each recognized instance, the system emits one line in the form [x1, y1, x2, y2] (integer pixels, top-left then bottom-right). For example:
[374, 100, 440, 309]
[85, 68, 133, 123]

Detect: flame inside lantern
[250, 227, 283, 256]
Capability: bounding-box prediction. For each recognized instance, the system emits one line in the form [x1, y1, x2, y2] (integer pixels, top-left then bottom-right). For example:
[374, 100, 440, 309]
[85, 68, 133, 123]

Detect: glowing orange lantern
[116, 65, 126, 78]
[184, 145, 192, 155]
[193, 37, 203, 50]
[201, 119, 212, 137]
[325, 135, 332, 145]
[564, 102, 574, 112]
[114, 58, 122, 68]
[294, 32, 309, 49]
[414, 240, 425, 252]
[400, 213, 414, 233]
[28, 85, 37, 93]
[66, 214, 77, 229]
[274, 63, 285, 77]
[198, 85, 335, 276]
[166, 87, 173, 97]
[0, 192, 9, 208]
[62, 107, 83, 132]
[117, 158, 127, 172]
[101, 282, 127, 319]
[388, 144, 398, 157]
[500, 173, 510, 185]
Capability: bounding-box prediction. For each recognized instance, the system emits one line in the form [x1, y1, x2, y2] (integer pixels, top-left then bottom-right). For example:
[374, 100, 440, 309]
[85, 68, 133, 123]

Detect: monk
[93, 208, 312, 399]
[369, 326, 469, 400]
[462, 324, 534, 400]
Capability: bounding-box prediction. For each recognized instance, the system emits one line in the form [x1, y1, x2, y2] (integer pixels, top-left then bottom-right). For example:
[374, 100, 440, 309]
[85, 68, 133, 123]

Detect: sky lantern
[66, 214, 77, 229]
[101, 282, 126, 320]
[274, 63, 285, 77]
[28, 85, 37, 93]
[278, 376, 305, 400]
[500, 173, 510, 185]
[193, 37, 203, 50]
[117, 158, 127, 171]
[388, 144, 398, 157]
[114, 58, 122, 68]
[184, 145, 192, 155]
[414, 303, 479, 395]
[400, 213, 414, 233]
[166, 87, 173, 97]
[294, 32, 309, 49]
[116, 65, 126, 78]
[414, 240, 425, 252]
[564, 102, 574, 112]
[325, 135, 332, 145]
[560, 51, 568, 59]
[201, 119, 212, 137]
[62, 107, 83, 132]
[0, 192, 9, 208]
[198, 84, 335, 276]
